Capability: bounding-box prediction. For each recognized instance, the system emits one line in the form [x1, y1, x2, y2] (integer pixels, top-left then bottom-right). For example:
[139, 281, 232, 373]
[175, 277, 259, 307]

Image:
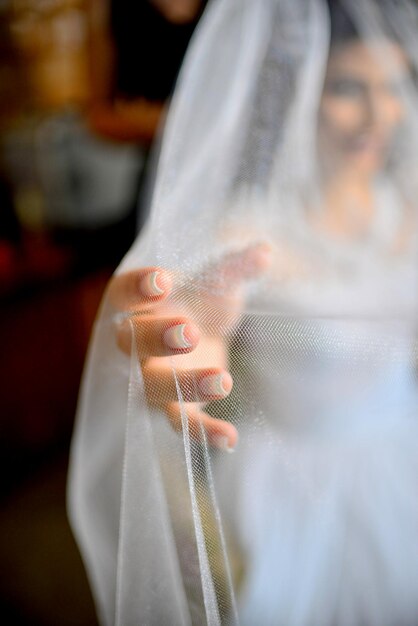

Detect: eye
[325, 78, 366, 98]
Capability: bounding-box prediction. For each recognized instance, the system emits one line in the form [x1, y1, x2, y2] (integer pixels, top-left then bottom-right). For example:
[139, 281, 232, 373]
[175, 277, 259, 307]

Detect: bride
[69, 1, 418, 624]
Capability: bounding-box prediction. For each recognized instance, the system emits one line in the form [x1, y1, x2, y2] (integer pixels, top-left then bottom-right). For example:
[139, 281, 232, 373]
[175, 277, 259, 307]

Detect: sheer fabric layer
[68, 1, 418, 624]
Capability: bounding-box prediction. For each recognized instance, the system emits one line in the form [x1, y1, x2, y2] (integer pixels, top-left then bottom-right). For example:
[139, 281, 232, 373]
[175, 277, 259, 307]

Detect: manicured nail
[163, 323, 193, 350]
[139, 271, 164, 297]
[210, 435, 235, 452]
[198, 372, 232, 398]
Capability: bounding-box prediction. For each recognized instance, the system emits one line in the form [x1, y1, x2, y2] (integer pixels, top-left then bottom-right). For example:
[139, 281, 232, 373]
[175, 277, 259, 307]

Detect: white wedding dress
[215, 186, 418, 625]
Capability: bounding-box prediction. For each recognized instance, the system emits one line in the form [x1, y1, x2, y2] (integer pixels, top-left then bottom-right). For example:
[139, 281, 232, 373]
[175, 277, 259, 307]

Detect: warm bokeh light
[0, 0, 205, 622]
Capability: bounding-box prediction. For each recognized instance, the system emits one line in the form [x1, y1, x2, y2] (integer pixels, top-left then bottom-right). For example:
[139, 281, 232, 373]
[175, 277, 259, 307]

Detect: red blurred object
[0, 232, 74, 297]
[0, 240, 17, 280]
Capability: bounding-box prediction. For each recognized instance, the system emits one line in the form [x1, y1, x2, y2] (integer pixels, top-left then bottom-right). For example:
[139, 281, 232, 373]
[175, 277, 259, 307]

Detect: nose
[363, 86, 403, 131]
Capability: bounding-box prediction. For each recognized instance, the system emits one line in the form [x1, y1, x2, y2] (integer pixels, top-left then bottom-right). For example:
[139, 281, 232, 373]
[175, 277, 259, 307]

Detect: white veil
[68, 1, 418, 624]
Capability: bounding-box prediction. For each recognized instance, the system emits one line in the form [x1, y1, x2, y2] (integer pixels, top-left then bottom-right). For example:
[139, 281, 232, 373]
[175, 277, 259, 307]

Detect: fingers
[109, 252, 268, 453]
[117, 316, 200, 358]
[167, 402, 238, 451]
[108, 267, 172, 311]
[108, 244, 271, 312]
[143, 367, 233, 406]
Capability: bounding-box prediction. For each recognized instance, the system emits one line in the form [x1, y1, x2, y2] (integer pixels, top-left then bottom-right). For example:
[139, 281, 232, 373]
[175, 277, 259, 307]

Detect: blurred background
[0, 0, 206, 623]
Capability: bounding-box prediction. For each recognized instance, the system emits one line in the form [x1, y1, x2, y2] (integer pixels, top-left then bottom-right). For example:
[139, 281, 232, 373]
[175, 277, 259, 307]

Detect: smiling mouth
[346, 133, 389, 155]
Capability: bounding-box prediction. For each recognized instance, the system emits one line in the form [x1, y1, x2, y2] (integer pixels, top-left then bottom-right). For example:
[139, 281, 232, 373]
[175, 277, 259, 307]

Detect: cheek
[319, 96, 366, 138]
[383, 97, 405, 129]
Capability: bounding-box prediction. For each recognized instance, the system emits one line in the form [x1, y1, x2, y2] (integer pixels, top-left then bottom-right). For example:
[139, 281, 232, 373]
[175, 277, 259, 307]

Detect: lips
[344, 132, 391, 159]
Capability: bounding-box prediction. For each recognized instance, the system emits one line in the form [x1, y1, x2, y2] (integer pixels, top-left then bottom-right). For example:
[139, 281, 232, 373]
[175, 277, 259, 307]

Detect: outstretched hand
[109, 243, 271, 450]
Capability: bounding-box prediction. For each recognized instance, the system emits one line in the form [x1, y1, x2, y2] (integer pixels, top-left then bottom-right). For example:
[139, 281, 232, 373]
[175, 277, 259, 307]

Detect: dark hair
[327, 0, 404, 48]
[327, 0, 360, 45]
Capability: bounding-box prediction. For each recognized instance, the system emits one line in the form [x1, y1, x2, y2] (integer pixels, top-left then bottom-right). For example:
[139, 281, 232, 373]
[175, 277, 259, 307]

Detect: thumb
[202, 242, 272, 298]
[186, 242, 272, 334]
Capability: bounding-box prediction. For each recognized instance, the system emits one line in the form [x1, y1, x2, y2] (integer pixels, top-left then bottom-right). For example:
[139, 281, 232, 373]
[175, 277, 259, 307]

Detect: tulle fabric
[68, 1, 418, 624]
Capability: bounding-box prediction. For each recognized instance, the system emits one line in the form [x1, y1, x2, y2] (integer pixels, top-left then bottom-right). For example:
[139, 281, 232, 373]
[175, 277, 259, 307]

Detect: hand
[109, 243, 271, 450]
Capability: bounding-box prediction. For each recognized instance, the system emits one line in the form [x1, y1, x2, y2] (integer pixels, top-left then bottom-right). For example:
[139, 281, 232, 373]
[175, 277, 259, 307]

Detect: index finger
[107, 267, 172, 311]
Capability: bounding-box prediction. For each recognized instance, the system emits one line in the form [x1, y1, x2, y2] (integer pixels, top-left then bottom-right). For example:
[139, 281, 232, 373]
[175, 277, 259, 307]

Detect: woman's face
[318, 40, 409, 178]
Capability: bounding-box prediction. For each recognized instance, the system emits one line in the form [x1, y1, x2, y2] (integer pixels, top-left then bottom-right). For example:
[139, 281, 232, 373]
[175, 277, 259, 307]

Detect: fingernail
[163, 323, 193, 350]
[210, 435, 235, 452]
[139, 271, 164, 297]
[198, 372, 232, 398]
